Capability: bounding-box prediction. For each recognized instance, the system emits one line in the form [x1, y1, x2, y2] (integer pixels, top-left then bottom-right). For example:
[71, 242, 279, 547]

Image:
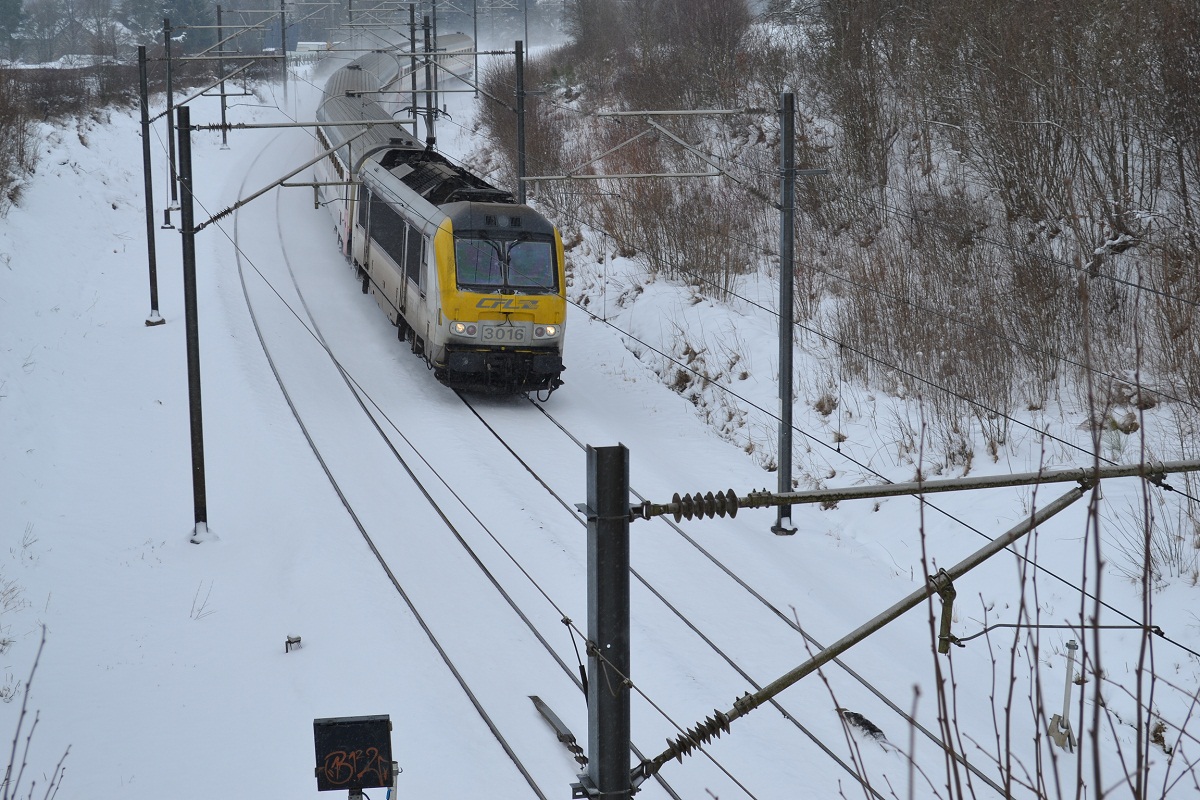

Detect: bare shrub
[1149, 242, 1200, 399]
[0, 70, 35, 215]
[589, 135, 758, 299]
[2, 628, 69, 800]
[0, 60, 149, 215]
[1003, 238, 1078, 403]
[813, 392, 837, 417]
[566, 0, 752, 109]
[809, 1, 904, 188]
[506, 5, 1200, 793]
[656, 0, 751, 108]
[1105, 492, 1200, 588]
[525, 0, 1200, 437]
[562, 0, 627, 66]
[833, 190, 1017, 454]
[799, 0, 1200, 419]
[1158, 1, 1200, 254]
[476, 47, 572, 204]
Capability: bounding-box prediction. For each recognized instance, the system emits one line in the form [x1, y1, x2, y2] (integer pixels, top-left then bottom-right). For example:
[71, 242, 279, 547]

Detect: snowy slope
[1, 61, 1197, 800]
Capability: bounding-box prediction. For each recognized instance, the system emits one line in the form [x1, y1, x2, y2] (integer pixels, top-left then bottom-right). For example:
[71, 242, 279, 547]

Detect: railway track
[225, 127, 705, 798]
[220, 122, 1013, 798]
[461, 394, 1009, 799]
[228, 131, 579, 799]
[193, 63, 1200, 800]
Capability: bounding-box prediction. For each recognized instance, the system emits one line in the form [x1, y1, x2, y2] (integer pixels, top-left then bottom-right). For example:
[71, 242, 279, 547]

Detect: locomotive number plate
[481, 326, 526, 343]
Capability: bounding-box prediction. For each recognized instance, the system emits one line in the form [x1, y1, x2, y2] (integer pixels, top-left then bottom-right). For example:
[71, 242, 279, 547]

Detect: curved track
[468, 396, 1009, 797]
[230, 130, 574, 798]
[226, 127, 699, 798]
[222, 121, 1014, 799]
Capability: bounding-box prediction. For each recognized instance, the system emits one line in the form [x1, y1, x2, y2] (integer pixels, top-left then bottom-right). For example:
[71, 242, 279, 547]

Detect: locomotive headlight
[450, 321, 478, 337]
[534, 324, 559, 339]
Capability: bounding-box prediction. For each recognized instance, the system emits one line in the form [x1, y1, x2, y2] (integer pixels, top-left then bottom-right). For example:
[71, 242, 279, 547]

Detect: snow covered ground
[1, 56, 1197, 800]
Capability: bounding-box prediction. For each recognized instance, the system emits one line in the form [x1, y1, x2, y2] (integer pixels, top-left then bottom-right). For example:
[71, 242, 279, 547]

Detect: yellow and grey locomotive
[314, 35, 566, 394]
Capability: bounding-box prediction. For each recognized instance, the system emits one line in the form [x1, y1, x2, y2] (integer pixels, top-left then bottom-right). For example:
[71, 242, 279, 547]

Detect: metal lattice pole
[176, 105, 209, 541]
[576, 445, 632, 798]
[773, 91, 796, 535]
[138, 46, 165, 327]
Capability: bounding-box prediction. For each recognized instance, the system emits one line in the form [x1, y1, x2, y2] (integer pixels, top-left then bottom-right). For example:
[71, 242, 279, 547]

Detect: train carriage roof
[351, 50, 410, 93]
[317, 63, 420, 155]
[318, 32, 528, 209]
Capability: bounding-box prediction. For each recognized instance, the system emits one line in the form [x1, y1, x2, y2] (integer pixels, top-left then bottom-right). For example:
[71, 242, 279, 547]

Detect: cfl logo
[476, 298, 539, 310]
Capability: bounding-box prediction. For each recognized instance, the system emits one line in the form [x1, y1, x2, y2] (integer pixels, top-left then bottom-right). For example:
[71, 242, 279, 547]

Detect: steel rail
[224, 131, 689, 799]
[227, 135, 550, 800]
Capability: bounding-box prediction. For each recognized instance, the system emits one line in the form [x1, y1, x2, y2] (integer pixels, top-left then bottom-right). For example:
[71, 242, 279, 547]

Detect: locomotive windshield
[455, 234, 557, 292]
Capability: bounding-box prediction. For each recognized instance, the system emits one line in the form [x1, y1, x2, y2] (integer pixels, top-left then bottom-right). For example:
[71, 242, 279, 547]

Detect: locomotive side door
[403, 224, 422, 311]
[353, 183, 371, 271]
[417, 232, 432, 351]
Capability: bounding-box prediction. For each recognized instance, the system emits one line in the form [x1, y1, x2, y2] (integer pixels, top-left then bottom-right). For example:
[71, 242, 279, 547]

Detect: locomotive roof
[440, 201, 557, 237]
[319, 33, 533, 211]
[379, 149, 513, 205]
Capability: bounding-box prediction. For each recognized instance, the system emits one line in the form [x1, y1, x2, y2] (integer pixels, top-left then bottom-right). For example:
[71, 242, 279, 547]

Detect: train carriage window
[418, 236, 430, 295]
[369, 198, 407, 264]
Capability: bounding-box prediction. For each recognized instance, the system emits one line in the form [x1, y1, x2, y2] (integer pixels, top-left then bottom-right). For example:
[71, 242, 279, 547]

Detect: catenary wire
[154, 44, 867, 800]
[457, 398, 900, 799]
[159, 56, 1200, 800]
[224, 137, 551, 800]
[430, 109, 1200, 449]
[200, 119, 729, 799]
[295, 58, 1200, 670]
[169, 57, 1200, 786]
[424, 101, 1200, 661]
[191, 76, 852, 797]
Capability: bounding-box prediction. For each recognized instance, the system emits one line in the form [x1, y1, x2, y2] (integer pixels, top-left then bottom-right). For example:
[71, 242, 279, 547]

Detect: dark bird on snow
[836, 707, 893, 751]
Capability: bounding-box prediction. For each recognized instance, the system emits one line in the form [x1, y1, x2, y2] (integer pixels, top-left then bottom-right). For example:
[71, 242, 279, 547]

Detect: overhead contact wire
[226, 136, 549, 800]
[437, 120, 1179, 649]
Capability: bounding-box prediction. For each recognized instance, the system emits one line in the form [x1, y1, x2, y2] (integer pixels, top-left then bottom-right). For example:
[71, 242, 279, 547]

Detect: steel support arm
[635, 483, 1087, 784]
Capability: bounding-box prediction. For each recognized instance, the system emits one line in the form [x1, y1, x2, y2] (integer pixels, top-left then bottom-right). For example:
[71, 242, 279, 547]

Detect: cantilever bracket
[929, 568, 961, 654]
[571, 774, 599, 798]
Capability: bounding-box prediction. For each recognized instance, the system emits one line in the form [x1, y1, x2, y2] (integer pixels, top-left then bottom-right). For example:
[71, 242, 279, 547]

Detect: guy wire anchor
[1048, 640, 1079, 752]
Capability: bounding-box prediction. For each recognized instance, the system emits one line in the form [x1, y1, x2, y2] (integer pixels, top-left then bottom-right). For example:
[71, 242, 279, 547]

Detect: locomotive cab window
[454, 234, 557, 293]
